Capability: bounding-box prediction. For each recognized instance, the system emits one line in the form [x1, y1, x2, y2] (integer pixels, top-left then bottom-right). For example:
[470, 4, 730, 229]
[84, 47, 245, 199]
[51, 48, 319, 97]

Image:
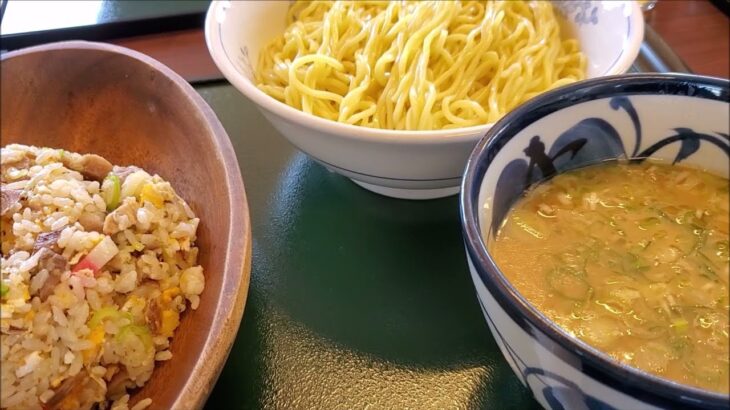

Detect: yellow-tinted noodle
[255, 0, 586, 131]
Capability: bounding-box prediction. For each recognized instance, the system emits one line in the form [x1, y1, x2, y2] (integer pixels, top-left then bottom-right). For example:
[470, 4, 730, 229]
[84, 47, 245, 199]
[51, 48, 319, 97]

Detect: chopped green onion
[639, 217, 661, 230]
[671, 318, 689, 334]
[102, 174, 121, 211]
[88, 307, 133, 328]
[116, 324, 153, 350]
[701, 263, 718, 279]
[609, 252, 650, 275]
[716, 240, 729, 259]
[0, 283, 9, 297]
[547, 267, 591, 300]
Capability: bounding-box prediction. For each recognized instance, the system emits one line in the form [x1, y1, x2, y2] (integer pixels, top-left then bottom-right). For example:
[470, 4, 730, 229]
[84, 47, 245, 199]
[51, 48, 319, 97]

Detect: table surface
[646, 0, 729, 77]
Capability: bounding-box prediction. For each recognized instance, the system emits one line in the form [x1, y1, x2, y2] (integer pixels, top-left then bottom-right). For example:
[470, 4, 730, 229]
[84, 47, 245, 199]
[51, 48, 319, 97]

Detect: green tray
[196, 83, 538, 409]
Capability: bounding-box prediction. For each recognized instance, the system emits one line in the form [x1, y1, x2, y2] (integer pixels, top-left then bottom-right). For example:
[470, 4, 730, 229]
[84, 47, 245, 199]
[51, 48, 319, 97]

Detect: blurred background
[1, 0, 728, 84]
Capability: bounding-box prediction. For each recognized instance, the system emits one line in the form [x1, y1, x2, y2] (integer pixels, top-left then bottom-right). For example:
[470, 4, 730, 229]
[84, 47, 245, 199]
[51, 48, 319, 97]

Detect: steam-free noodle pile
[255, 0, 586, 131]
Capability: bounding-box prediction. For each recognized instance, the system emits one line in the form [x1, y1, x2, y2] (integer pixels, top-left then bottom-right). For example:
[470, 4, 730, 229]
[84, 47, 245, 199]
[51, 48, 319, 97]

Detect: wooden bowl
[1, 41, 252, 409]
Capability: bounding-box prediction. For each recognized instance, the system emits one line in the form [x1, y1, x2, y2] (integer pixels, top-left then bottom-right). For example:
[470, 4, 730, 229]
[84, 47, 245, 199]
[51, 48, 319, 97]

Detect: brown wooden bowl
[1, 41, 252, 410]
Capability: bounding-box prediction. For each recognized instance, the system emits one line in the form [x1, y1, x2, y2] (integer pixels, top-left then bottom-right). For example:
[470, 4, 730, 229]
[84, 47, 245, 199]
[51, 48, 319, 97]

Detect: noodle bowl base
[350, 181, 460, 201]
[205, 0, 643, 199]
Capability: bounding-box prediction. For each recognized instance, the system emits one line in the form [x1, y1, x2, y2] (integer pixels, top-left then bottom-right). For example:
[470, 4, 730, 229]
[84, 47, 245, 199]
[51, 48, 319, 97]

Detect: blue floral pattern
[238, 46, 253, 78]
[491, 96, 730, 235]
[477, 297, 616, 410]
[554, 1, 599, 25]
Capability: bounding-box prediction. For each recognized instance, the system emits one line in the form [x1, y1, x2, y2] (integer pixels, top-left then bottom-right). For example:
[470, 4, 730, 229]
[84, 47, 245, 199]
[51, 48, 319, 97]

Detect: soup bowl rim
[460, 72, 730, 405]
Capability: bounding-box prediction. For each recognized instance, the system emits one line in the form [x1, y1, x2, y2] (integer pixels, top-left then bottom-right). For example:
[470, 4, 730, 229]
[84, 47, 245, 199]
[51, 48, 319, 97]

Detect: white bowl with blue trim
[205, 0, 643, 200]
[460, 73, 729, 409]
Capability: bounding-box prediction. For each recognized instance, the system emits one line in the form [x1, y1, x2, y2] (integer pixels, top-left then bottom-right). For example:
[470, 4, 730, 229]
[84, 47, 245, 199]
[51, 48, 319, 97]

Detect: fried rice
[1, 144, 205, 410]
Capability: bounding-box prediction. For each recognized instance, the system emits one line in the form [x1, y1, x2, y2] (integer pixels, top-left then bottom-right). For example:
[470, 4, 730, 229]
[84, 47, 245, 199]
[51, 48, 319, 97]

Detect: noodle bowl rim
[205, 0, 644, 144]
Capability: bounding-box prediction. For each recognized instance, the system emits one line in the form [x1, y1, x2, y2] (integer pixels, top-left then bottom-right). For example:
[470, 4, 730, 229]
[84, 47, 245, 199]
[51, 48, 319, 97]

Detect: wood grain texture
[648, 0, 729, 78]
[111, 29, 222, 83]
[0, 41, 251, 410]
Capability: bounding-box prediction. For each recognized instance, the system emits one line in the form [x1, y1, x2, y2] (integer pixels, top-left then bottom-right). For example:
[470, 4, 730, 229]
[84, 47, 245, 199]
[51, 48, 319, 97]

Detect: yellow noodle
[256, 0, 586, 131]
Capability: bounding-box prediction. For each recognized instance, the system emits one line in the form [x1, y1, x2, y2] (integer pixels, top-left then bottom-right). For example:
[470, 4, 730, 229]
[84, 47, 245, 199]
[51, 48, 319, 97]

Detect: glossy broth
[489, 161, 729, 393]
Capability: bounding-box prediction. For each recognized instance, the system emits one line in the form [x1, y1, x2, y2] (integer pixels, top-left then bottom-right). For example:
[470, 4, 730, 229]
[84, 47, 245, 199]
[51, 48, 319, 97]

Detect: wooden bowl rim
[1, 40, 252, 410]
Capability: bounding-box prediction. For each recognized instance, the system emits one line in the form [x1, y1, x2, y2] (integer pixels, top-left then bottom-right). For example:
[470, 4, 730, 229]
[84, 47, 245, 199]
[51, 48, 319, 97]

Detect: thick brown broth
[489, 161, 729, 393]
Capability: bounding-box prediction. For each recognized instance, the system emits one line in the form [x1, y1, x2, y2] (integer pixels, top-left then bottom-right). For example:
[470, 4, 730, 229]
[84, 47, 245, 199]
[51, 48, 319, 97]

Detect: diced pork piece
[33, 248, 69, 301]
[33, 229, 64, 253]
[103, 198, 139, 235]
[1, 187, 22, 216]
[111, 165, 142, 182]
[43, 370, 104, 410]
[63, 154, 113, 182]
[77, 212, 105, 232]
[144, 298, 162, 335]
[106, 369, 132, 400]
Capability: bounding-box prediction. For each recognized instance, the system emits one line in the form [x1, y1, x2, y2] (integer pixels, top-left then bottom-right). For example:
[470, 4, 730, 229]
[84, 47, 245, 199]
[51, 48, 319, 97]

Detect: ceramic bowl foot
[350, 179, 459, 200]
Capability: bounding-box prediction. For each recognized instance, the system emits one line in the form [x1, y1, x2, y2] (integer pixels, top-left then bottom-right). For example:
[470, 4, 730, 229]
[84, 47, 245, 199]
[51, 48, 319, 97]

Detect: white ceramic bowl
[205, 1, 644, 199]
[461, 73, 729, 409]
